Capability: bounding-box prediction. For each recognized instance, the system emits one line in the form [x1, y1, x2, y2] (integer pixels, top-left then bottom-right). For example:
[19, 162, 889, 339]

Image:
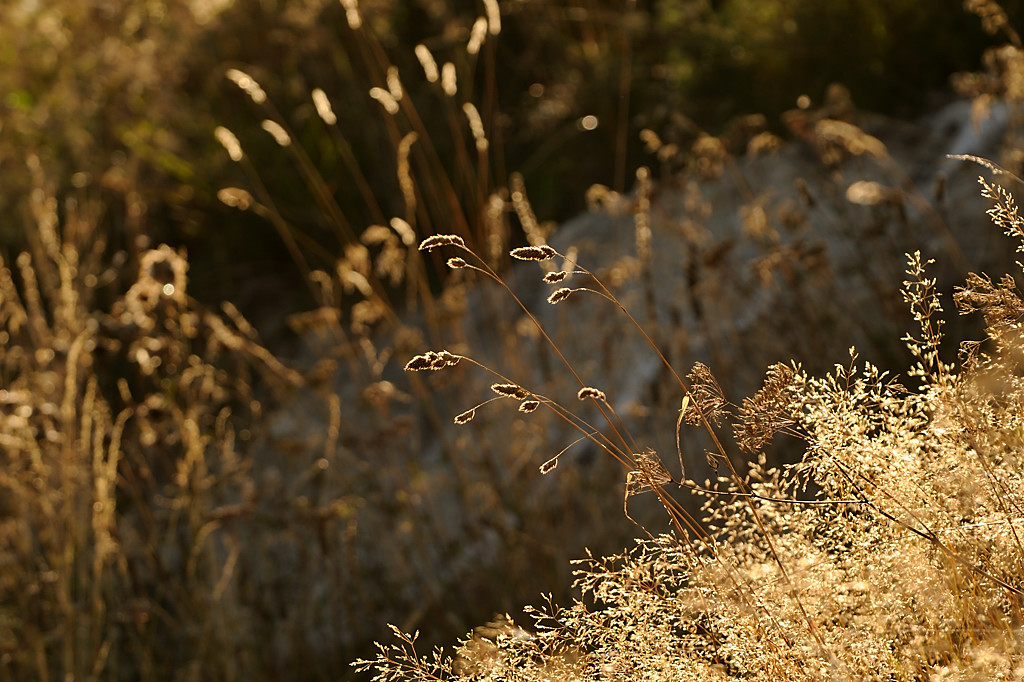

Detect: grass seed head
[369, 87, 400, 114]
[217, 188, 253, 210]
[214, 126, 244, 162]
[626, 448, 674, 498]
[414, 44, 439, 83]
[577, 387, 607, 402]
[518, 399, 540, 413]
[419, 234, 466, 251]
[467, 16, 487, 55]
[386, 66, 404, 101]
[340, 0, 362, 29]
[491, 383, 530, 399]
[463, 102, 489, 152]
[311, 88, 337, 125]
[483, 0, 501, 34]
[441, 62, 457, 96]
[547, 287, 574, 304]
[389, 217, 416, 247]
[260, 119, 291, 146]
[404, 350, 461, 371]
[225, 68, 267, 104]
[684, 362, 729, 426]
[510, 245, 558, 261]
[734, 363, 798, 453]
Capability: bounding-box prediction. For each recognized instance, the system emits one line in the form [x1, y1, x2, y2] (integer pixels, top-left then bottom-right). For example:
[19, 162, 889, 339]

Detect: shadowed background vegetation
[1, 0, 1023, 679]
[3, 0, 1020, 310]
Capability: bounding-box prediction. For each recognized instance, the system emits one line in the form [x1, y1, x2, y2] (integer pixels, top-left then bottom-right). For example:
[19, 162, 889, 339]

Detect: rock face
[257, 95, 1021, 660]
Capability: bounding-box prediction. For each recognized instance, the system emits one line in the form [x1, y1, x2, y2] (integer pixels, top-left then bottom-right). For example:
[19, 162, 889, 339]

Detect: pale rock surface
[257, 96, 1021, 644]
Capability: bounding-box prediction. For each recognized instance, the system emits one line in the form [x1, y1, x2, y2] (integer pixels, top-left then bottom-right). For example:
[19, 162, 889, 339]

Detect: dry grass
[3, 1, 1024, 681]
[354, 171, 1024, 682]
[0, 168, 293, 679]
[352, 5, 1024, 676]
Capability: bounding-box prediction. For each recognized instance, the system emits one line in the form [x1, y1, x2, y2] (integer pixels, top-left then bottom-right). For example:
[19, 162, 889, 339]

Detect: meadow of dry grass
[2, 1, 1024, 680]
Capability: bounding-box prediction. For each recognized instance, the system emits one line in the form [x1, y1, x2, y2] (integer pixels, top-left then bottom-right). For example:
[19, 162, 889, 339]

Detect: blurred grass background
[1, 1, 1022, 680]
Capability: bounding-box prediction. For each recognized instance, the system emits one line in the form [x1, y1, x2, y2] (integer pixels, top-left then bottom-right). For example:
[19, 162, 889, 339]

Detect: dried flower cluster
[733, 363, 799, 454]
[683, 362, 729, 427]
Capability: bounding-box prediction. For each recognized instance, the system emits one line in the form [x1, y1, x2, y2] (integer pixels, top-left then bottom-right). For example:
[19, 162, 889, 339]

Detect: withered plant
[354, 164, 1024, 679]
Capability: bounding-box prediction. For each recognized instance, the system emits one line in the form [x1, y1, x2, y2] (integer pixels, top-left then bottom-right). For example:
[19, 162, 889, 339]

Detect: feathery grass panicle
[955, 271, 1024, 337]
[734, 363, 799, 454]
[260, 119, 291, 146]
[454, 408, 476, 425]
[214, 126, 244, 161]
[225, 67, 267, 104]
[979, 175, 1024, 246]
[311, 87, 337, 125]
[964, 0, 1021, 43]
[441, 61, 458, 96]
[542, 270, 570, 283]
[463, 102, 488, 153]
[947, 153, 1017, 177]
[419, 234, 467, 251]
[683, 362, 729, 427]
[902, 251, 952, 386]
[217, 186, 254, 209]
[483, 0, 501, 35]
[369, 87, 400, 115]
[395, 133, 418, 225]
[386, 66, 404, 102]
[509, 173, 550, 248]
[538, 456, 559, 474]
[519, 400, 541, 413]
[340, 0, 362, 30]
[404, 350, 461, 371]
[389, 217, 416, 247]
[547, 287, 574, 304]
[510, 245, 558, 261]
[414, 44, 439, 83]
[467, 16, 488, 55]
[491, 383, 530, 399]
[625, 448, 674, 497]
[351, 626, 453, 681]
